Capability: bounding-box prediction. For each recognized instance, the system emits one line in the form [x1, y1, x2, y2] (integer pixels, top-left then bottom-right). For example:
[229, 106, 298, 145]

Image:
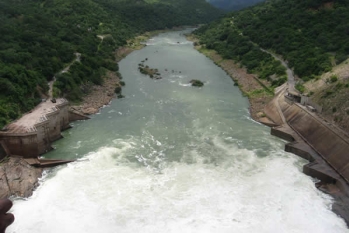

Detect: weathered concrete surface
[25, 158, 74, 168]
[271, 126, 295, 142]
[0, 68, 117, 200]
[68, 110, 90, 122]
[264, 93, 284, 126]
[5, 99, 68, 134]
[0, 99, 73, 158]
[280, 99, 349, 183]
[0, 157, 43, 198]
[0, 143, 9, 161]
[264, 90, 349, 225]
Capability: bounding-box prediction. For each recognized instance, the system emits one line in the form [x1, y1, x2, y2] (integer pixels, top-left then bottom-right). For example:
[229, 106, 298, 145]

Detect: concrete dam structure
[0, 98, 88, 160]
[280, 100, 349, 182]
[264, 91, 349, 181]
[264, 91, 349, 224]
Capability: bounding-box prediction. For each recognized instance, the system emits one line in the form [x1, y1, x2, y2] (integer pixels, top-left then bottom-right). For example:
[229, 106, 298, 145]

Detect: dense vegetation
[194, 18, 288, 87]
[206, 0, 265, 11]
[196, 0, 349, 81]
[0, 0, 221, 128]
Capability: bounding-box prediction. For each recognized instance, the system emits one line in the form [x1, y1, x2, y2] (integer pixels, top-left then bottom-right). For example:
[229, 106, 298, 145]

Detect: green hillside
[194, 0, 349, 130]
[195, 0, 349, 80]
[0, 0, 221, 128]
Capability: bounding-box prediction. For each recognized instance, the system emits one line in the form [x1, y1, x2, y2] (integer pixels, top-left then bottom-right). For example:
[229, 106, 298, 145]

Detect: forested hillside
[206, 0, 265, 11]
[0, 0, 221, 128]
[196, 0, 349, 81]
[195, 0, 349, 130]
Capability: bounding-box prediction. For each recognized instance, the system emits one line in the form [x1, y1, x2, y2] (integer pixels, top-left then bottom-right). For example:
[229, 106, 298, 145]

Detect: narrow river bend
[9, 30, 348, 233]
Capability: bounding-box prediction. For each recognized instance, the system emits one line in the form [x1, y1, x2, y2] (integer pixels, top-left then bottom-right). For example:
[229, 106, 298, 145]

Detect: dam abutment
[265, 92, 349, 224]
[0, 99, 89, 158]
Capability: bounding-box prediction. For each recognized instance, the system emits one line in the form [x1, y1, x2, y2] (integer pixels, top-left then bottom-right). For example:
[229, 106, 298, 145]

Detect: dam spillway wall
[280, 101, 349, 182]
[0, 99, 82, 158]
[0, 133, 39, 158]
[57, 101, 71, 130]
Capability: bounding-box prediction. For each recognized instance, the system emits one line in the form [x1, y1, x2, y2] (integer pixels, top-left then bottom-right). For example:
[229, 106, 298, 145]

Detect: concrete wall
[69, 111, 90, 122]
[0, 142, 8, 160]
[35, 103, 71, 154]
[0, 133, 39, 158]
[280, 102, 349, 182]
[35, 120, 52, 155]
[264, 96, 284, 126]
[271, 127, 295, 142]
[303, 162, 338, 184]
[46, 110, 62, 142]
[57, 101, 70, 130]
[0, 99, 77, 157]
[301, 96, 323, 113]
[285, 142, 314, 162]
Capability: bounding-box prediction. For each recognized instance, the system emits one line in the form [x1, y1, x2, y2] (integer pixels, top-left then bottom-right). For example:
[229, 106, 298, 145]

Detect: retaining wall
[280, 101, 349, 183]
[0, 101, 83, 157]
[68, 111, 90, 122]
[0, 142, 9, 160]
[0, 133, 39, 158]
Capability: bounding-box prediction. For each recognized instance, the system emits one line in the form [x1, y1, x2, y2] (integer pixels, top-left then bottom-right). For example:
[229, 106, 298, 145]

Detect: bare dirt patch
[304, 58, 349, 132]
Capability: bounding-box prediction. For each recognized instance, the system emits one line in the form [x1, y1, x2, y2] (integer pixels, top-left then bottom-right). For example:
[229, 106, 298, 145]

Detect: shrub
[271, 76, 287, 87]
[330, 75, 338, 83]
[114, 86, 122, 94]
[335, 83, 343, 89]
[190, 79, 204, 87]
[295, 83, 305, 93]
[322, 90, 334, 98]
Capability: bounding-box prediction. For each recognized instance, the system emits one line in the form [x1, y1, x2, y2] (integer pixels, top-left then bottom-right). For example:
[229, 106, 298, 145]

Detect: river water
[8, 30, 348, 232]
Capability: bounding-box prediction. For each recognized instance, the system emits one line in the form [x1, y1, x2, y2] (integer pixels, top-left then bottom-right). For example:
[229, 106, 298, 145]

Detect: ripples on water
[8, 30, 349, 233]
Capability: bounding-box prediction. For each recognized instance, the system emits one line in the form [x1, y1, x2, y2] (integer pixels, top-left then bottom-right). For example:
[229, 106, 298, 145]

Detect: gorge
[8, 30, 348, 233]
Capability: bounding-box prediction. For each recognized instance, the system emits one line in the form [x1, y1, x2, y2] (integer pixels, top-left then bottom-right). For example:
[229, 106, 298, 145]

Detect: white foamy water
[9, 142, 348, 233]
[8, 29, 349, 232]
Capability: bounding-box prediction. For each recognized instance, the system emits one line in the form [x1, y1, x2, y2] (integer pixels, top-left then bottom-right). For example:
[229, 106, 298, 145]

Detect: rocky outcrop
[0, 157, 42, 198]
[190, 79, 204, 87]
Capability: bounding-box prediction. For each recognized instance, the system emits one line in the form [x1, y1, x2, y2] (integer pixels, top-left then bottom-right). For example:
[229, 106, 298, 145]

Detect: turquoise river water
[8, 30, 349, 232]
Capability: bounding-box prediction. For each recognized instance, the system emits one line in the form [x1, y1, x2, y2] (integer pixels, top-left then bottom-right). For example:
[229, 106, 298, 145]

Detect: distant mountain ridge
[206, 0, 265, 11]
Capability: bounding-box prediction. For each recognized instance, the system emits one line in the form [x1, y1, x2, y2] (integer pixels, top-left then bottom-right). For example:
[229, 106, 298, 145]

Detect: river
[8, 30, 348, 233]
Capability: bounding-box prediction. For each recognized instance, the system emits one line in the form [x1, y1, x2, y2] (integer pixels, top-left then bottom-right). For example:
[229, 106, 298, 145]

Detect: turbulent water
[8, 30, 348, 232]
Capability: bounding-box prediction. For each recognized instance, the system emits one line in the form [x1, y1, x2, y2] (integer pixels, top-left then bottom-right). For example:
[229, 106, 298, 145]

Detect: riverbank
[188, 34, 349, 225]
[69, 71, 122, 115]
[69, 32, 151, 115]
[71, 27, 194, 116]
[10, 29, 349, 232]
[0, 29, 174, 199]
[186, 35, 273, 121]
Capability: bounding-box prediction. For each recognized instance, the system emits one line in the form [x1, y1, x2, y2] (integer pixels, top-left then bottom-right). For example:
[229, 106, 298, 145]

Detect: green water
[9, 30, 348, 233]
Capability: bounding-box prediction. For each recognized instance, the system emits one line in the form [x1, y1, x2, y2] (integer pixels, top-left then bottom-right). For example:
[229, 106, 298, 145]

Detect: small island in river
[138, 59, 162, 80]
[190, 79, 204, 87]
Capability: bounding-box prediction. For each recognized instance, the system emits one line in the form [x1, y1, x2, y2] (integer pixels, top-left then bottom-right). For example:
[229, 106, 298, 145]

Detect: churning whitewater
[8, 30, 348, 233]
